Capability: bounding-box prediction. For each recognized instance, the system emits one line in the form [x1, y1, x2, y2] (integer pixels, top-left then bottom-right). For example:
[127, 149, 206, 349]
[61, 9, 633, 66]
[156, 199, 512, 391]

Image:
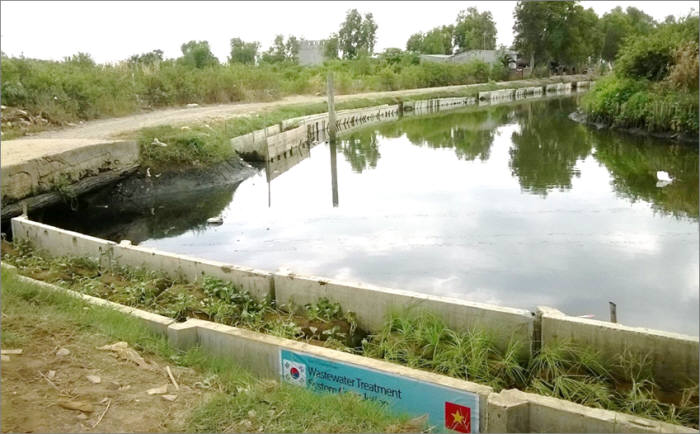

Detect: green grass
[4, 241, 696, 428]
[0, 267, 422, 433]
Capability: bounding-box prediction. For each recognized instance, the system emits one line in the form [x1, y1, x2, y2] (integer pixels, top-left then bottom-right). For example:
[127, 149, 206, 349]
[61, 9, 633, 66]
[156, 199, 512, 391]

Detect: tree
[179, 40, 219, 69]
[323, 34, 339, 59]
[337, 9, 378, 59]
[359, 13, 378, 54]
[286, 36, 300, 62]
[229, 38, 259, 64]
[405, 26, 453, 54]
[513, 1, 549, 69]
[423, 25, 454, 54]
[454, 7, 497, 52]
[261, 35, 299, 63]
[406, 33, 424, 53]
[513, 1, 602, 70]
[599, 7, 657, 62]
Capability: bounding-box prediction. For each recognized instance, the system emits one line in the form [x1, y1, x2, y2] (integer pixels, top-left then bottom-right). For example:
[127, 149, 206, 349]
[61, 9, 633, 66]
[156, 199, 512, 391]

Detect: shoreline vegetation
[2, 240, 697, 429]
[580, 14, 699, 139]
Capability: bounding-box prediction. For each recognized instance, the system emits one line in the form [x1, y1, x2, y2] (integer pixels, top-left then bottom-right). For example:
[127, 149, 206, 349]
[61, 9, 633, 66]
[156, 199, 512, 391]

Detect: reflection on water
[34, 183, 243, 245]
[35, 95, 699, 335]
[509, 101, 591, 196]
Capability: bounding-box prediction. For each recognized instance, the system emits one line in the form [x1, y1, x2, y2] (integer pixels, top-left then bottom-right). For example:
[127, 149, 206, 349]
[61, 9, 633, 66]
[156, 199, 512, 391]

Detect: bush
[581, 15, 699, 136]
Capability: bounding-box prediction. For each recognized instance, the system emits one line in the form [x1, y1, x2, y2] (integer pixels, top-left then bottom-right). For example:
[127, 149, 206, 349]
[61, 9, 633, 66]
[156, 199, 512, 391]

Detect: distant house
[298, 40, 324, 66]
[420, 49, 519, 69]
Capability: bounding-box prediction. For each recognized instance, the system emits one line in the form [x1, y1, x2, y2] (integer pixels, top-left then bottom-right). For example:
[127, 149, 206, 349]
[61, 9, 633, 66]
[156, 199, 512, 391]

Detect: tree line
[119, 3, 685, 73]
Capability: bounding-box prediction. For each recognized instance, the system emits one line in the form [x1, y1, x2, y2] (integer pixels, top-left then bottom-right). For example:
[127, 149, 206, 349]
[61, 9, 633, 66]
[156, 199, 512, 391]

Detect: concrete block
[537, 306, 699, 389]
[273, 272, 534, 357]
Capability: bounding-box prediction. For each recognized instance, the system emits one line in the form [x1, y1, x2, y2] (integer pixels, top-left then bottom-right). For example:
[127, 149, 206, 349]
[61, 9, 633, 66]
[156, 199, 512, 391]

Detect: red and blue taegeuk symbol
[290, 366, 301, 380]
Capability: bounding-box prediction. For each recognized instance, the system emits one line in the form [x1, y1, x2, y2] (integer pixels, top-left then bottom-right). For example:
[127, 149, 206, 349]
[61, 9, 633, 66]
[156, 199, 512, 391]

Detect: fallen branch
[38, 370, 61, 393]
[165, 366, 179, 391]
[92, 398, 111, 429]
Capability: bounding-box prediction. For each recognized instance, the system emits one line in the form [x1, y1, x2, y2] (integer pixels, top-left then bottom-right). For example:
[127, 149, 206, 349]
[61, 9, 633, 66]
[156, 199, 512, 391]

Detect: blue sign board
[280, 349, 480, 433]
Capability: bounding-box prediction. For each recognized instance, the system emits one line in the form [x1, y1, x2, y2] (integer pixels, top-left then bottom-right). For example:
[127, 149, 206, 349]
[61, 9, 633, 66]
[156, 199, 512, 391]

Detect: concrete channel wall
[537, 306, 699, 389]
[273, 271, 534, 357]
[10, 215, 699, 391]
[231, 80, 584, 162]
[5, 266, 693, 433]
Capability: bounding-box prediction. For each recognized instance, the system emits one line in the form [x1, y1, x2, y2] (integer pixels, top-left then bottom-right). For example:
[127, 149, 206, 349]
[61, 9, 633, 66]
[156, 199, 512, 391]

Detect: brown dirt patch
[1, 315, 209, 432]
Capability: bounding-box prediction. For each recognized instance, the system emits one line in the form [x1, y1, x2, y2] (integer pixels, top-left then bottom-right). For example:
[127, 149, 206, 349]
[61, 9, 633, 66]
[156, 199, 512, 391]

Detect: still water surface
[37, 96, 699, 335]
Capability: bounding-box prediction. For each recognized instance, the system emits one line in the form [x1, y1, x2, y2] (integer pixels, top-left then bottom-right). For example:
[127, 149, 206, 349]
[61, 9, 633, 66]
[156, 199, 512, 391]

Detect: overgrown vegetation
[2, 240, 697, 428]
[0, 267, 422, 433]
[363, 311, 698, 427]
[581, 14, 699, 137]
[0, 52, 511, 138]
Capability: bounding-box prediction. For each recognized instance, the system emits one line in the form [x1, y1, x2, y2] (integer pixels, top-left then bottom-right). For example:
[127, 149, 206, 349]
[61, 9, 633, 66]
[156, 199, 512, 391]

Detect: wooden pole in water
[327, 73, 336, 143]
[609, 301, 617, 323]
[327, 73, 339, 207]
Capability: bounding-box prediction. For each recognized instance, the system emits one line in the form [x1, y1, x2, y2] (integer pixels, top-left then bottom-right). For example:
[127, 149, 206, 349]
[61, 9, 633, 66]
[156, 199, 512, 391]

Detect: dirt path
[0, 76, 589, 168]
[1, 318, 208, 432]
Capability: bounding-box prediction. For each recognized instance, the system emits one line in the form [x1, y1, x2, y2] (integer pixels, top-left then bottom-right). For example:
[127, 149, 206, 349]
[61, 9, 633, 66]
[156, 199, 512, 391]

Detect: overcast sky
[1, 1, 697, 64]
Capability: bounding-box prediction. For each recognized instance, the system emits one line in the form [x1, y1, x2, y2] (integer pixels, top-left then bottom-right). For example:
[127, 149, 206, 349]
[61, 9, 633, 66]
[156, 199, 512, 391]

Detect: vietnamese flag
[444, 401, 471, 433]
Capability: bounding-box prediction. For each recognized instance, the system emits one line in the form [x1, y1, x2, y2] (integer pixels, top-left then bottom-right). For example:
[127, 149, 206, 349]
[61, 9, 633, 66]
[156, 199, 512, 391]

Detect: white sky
[1, 1, 697, 64]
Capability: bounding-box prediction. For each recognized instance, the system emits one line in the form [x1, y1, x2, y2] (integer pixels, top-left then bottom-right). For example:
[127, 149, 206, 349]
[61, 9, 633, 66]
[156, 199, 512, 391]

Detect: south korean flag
[282, 359, 307, 387]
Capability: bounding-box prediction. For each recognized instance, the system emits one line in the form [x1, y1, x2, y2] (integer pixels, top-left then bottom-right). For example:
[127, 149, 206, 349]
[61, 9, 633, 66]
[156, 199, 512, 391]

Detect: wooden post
[330, 139, 338, 207]
[327, 73, 336, 143]
[609, 301, 617, 323]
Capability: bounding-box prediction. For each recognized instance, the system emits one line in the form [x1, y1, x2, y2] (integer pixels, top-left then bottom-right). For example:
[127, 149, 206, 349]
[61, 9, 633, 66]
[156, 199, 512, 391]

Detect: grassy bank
[0, 267, 422, 433]
[580, 15, 698, 138]
[2, 240, 697, 428]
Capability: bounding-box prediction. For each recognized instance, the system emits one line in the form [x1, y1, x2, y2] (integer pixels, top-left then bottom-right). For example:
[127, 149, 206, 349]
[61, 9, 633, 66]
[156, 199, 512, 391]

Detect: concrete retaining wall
[7, 266, 693, 433]
[1, 139, 139, 205]
[10, 216, 697, 392]
[273, 271, 534, 357]
[537, 307, 699, 389]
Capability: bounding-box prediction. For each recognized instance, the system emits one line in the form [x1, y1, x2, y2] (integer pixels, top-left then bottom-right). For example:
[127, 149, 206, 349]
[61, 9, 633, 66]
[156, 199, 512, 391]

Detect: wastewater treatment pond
[35, 95, 699, 336]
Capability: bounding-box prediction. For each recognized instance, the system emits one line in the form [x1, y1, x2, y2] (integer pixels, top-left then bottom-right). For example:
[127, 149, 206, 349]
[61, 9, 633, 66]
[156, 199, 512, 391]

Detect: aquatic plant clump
[1, 240, 697, 428]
